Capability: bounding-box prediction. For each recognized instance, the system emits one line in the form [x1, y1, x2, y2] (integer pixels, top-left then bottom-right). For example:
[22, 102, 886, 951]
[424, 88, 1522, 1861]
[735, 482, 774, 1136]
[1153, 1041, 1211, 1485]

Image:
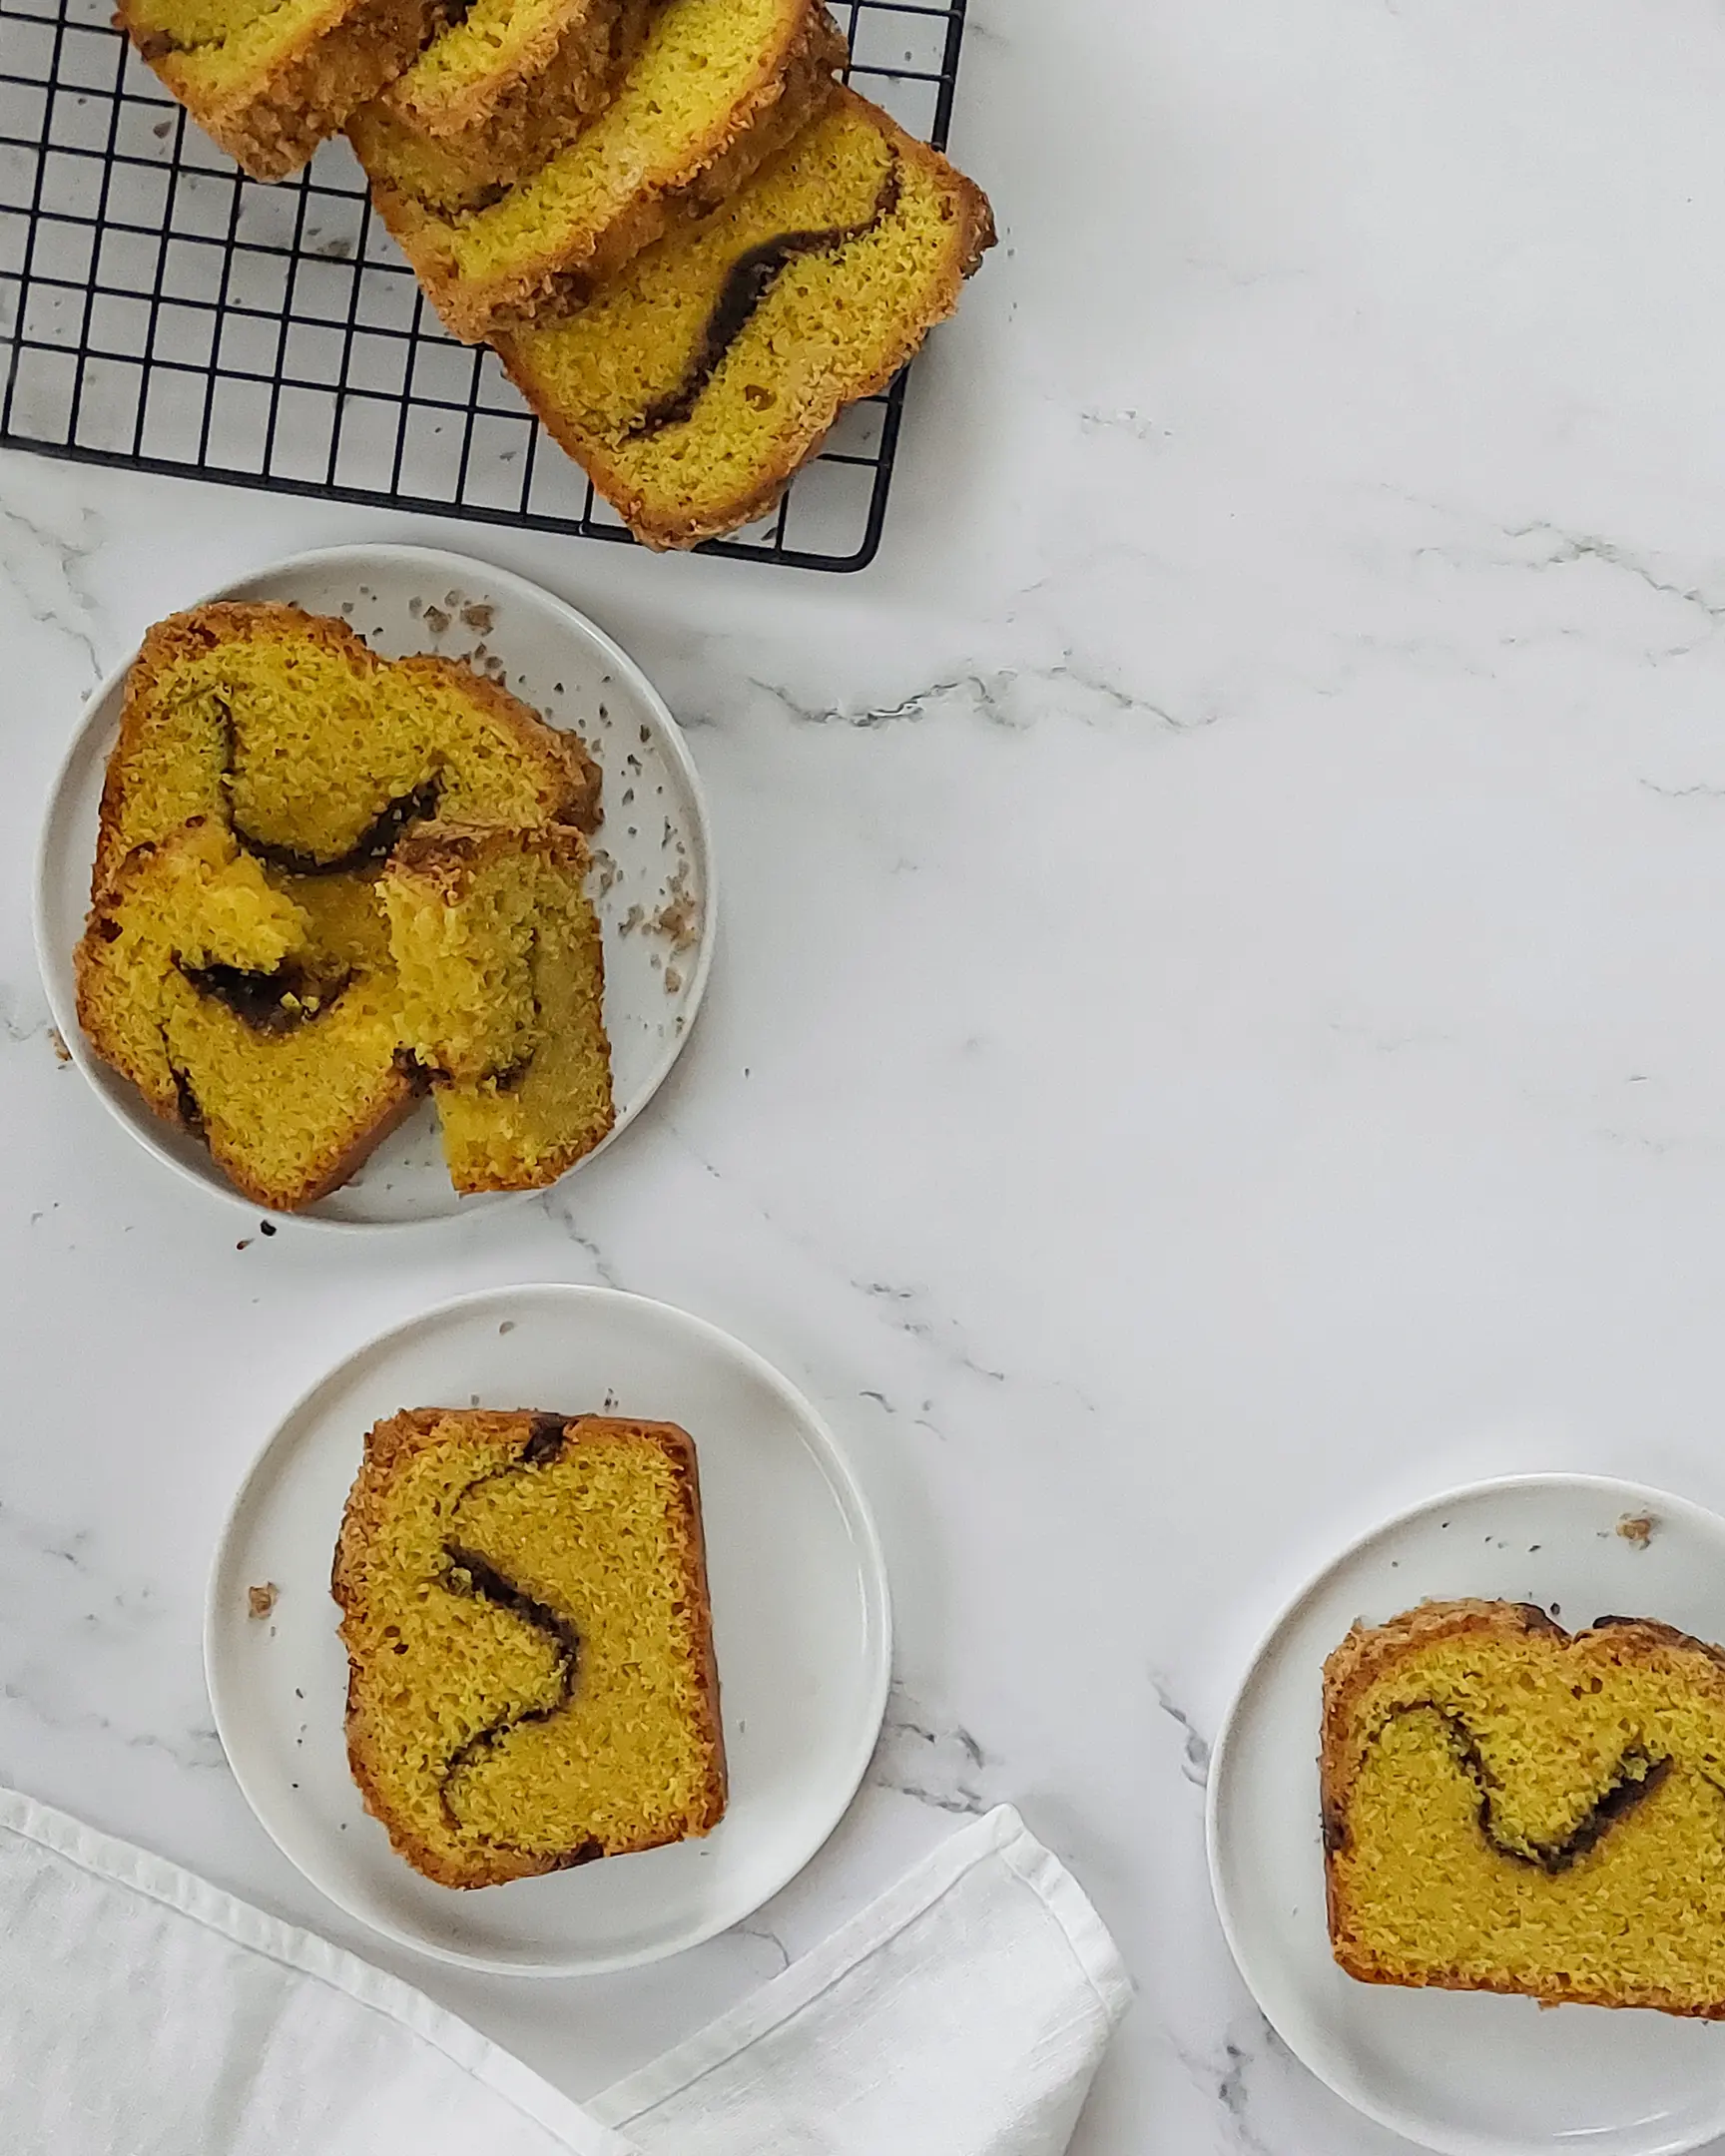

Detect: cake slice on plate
[1323, 1598, 1725, 2015]
[494, 89, 994, 549]
[333, 1408, 726, 1887]
[75, 818, 415, 1209]
[382, 820, 614, 1193]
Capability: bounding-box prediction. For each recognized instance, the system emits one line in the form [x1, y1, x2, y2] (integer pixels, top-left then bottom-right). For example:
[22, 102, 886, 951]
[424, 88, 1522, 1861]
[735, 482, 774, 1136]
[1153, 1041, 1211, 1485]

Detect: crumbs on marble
[48, 1027, 71, 1066]
[1616, 1512, 1658, 1548]
[248, 1582, 278, 1619]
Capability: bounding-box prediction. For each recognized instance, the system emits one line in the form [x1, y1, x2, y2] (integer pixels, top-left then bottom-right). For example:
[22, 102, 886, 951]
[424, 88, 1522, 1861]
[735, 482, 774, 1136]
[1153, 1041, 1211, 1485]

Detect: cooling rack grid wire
[0, 0, 969, 570]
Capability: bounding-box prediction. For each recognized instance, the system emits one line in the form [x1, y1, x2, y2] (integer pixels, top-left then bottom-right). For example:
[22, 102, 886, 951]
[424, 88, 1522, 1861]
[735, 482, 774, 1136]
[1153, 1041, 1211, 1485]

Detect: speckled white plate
[1208, 1473, 1725, 2156]
[34, 543, 714, 1227]
[205, 1284, 891, 1973]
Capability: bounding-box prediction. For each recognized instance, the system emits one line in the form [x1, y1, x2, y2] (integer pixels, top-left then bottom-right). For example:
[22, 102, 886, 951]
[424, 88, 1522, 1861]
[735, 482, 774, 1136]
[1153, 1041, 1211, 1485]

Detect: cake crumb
[1616, 1512, 1658, 1548]
[460, 603, 494, 633]
[248, 1582, 278, 1618]
[664, 964, 683, 994]
[423, 605, 450, 635]
[650, 873, 701, 954]
[48, 1027, 71, 1065]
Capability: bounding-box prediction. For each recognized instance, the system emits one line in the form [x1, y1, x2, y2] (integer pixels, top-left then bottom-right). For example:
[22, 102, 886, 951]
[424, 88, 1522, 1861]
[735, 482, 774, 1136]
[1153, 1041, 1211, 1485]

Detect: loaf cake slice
[495, 89, 994, 548]
[1323, 1599, 1725, 2016]
[350, 0, 657, 215]
[75, 818, 414, 1208]
[96, 602, 598, 896]
[382, 820, 613, 1192]
[118, 0, 451, 180]
[333, 1408, 726, 1887]
[351, 0, 845, 339]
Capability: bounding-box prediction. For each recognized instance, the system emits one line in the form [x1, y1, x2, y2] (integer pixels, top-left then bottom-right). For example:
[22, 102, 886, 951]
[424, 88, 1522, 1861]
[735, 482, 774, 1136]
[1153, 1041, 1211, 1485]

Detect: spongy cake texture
[75, 818, 410, 1209]
[118, 0, 450, 179]
[95, 602, 597, 891]
[351, 0, 845, 337]
[496, 89, 994, 548]
[332, 1408, 726, 1887]
[1323, 1598, 1725, 2015]
[383, 820, 614, 1192]
[352, 0, 657, 211]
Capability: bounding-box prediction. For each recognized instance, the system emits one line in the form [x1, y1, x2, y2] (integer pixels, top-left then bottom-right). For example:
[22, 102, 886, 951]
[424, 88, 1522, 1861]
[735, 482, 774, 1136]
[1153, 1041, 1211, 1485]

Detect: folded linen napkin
[0, 1788, 1129, 2156]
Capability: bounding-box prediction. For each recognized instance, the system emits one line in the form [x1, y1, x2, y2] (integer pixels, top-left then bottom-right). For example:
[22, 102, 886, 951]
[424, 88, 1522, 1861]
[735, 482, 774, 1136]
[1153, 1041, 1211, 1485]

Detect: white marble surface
[11, 0, 1725, 2147]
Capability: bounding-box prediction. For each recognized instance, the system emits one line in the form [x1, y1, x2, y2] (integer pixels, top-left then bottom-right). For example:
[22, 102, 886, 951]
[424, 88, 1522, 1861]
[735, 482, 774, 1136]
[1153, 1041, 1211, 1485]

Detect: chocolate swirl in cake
[1336, 1703, 1676, 1875]
[435, 1417, 600, 1857]
[627, 155, 902, 439]
[178, 959, 352, 1033]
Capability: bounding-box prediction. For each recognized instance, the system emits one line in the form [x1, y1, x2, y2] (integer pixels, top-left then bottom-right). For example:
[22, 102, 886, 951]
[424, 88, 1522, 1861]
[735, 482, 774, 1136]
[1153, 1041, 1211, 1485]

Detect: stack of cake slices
[118, 0, 994, 546]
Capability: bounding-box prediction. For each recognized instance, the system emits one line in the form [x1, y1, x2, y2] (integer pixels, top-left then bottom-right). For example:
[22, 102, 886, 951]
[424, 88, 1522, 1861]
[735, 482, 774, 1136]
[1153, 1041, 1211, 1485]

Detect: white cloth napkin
[0, 1788, 1129, 2156]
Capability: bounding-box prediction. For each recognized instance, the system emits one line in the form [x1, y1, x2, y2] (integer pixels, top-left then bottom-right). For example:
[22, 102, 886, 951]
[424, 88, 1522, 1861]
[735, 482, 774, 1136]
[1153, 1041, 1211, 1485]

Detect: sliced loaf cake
[118, 0, 451, 179]
[351, 0, 845, 339]
[495, 89, 993, 547]
[350, 0, 658, 213]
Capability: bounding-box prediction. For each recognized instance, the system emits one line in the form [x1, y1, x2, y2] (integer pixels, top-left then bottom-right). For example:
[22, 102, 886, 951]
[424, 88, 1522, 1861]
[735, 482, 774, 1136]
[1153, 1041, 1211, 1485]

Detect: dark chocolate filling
[435, 1418, 585, 1840]
[626, 155, 903, 439]
[1354, 1704, 1674, 1874]
[232, 780, 442, 879]
[171, 1064, 205, 1138]
[178, 959, 351, 1034]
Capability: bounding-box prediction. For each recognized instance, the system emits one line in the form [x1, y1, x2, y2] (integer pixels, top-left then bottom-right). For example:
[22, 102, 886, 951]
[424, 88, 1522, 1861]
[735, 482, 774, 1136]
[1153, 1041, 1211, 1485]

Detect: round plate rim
[32, 540, 717, 1233]
[1205, 1468, 1725, 2156]
[202, 1281, 893, 1975]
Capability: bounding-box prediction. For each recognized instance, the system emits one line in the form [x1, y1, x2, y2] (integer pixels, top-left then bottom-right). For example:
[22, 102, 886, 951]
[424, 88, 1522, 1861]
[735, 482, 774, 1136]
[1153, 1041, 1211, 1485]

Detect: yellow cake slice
[382, 821, 613, 1193]
[96, 602, 598, 894]
[75, 819, 414, 1209]
[118, 0, 452, 180]
[332, 1408, 726, 1888]
[1323, 1599, 1725, 2016]
[350, 0, 658, 214]
[494, 90, 994, 549]
[350, 0, 845, 338]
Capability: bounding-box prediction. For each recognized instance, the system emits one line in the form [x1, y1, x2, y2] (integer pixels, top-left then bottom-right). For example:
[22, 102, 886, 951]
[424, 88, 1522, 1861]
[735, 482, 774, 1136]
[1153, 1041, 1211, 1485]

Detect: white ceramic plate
[1208, 1473, 1725, 2156]
[205, 1284, 891, 1973]
[34, 543, 714, 1227]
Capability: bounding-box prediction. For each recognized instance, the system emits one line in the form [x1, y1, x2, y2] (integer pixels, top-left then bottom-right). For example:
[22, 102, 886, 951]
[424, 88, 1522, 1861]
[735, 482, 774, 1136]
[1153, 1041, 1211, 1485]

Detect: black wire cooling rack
[0, 0, 969, 570]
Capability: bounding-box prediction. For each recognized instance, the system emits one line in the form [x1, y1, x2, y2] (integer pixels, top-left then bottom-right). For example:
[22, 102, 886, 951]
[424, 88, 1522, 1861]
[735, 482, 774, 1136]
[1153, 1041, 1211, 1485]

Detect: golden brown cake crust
[332, 1409, 727, 1888]
[120, 0, 452, 180]
[362, 0, 847, 342]
[371, 0, 656, 194]
[497, 89, 995, 550]
[72, 821, 421, 1210]
[95, 601, 599, 896]
[1321, 1598, 1725, 2016]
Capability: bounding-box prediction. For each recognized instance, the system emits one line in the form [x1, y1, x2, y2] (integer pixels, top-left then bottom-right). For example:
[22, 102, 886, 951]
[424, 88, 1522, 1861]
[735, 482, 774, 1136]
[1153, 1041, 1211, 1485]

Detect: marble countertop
[10, 0, 1725, 2147]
